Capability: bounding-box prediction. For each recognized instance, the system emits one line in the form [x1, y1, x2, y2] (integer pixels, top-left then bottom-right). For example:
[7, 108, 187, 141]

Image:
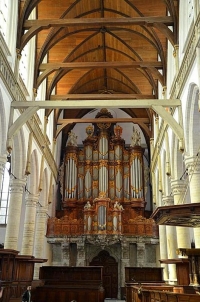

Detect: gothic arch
[184, 83, 200, 156]
[87, 244, 120, 265]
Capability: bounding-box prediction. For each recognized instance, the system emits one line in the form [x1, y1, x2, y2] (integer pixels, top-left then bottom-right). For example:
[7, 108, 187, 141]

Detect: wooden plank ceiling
[18, 0, 178, 148]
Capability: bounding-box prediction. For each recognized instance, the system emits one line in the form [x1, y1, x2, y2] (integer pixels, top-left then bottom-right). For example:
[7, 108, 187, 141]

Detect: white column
[185, 156, 200, 247]
[33, 205, 48, 279]
[21, 193, 39, 255]
[159, 225, 169, 281]
[166, 225, 177, 284]
[162, 195, 177, 284]
[171, 179, 191, 248]
[4, 177, 26, 250]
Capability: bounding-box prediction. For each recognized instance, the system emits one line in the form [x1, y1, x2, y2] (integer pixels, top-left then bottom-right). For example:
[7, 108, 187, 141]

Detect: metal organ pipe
[74, 160, 77, 197]
[99, 134, 108, 196]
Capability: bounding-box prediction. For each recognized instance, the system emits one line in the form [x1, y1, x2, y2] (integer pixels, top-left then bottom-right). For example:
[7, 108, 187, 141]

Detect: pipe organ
[49, 109, 157, 239]
[47, 110, 158, 298]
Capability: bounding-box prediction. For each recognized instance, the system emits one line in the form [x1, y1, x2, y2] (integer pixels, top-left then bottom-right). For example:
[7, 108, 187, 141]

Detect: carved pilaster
[77, 240, 86, 266]
[61, 242, 70, 265]
[121, 240, 130, 286]
[136, 242, 145, 267]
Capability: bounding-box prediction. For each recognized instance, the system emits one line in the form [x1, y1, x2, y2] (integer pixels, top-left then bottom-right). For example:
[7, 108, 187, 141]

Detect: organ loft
[46, 109, 159, 298]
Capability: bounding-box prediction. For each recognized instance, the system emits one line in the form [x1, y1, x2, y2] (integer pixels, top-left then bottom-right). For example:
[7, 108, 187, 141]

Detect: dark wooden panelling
[33, 266, 105, 302]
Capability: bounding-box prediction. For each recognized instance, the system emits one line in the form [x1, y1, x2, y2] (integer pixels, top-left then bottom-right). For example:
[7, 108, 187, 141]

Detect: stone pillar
[159, 225, 169, 281]
[21, 193, 39, 255]
[162, 195, 177, 284]
[61, 242, 70, 265]
[4, 177, 26, 250]
[33, 205, 48, 279]
[171, 179, 191, 248]
[166, 225, 177, 283]
[185, 156, 200, 247]
[0, 155, 7, 185]
[121, 240, 130, 288]
[77, 240, 86, 266]
[136, 242, 145, 267]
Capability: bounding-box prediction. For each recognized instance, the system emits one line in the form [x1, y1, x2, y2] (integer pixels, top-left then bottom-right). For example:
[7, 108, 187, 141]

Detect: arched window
[0, 156, 11, 224]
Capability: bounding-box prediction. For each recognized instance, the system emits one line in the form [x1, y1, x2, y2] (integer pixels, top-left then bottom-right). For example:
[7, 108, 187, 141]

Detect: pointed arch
[184, 83, 200, 156]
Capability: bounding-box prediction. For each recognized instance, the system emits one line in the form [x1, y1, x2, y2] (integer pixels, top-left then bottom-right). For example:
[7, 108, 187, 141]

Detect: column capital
[162, 195, 174, 206]
[171, 179, 187, 196]
[185, 155, 200, 175]
[25, 193, 39, 207]
[9, 177, 26, 193]
[36, 206, 48, 220]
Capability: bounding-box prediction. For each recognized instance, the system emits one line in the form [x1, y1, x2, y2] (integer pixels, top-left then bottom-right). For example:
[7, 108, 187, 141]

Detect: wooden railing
[126, 284, 200, 302]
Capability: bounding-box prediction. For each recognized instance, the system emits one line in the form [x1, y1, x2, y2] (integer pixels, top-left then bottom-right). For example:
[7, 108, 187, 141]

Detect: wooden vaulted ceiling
[18, 0, 178, 150]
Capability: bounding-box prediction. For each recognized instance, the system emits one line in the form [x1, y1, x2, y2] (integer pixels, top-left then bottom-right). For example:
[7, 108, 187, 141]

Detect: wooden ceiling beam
[57, 118, 150, 124]
[50, 94, 155, 100]
[11, 99, 181, 109]
[23, 16, 174, 29]
[39, 61, 163, 71]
